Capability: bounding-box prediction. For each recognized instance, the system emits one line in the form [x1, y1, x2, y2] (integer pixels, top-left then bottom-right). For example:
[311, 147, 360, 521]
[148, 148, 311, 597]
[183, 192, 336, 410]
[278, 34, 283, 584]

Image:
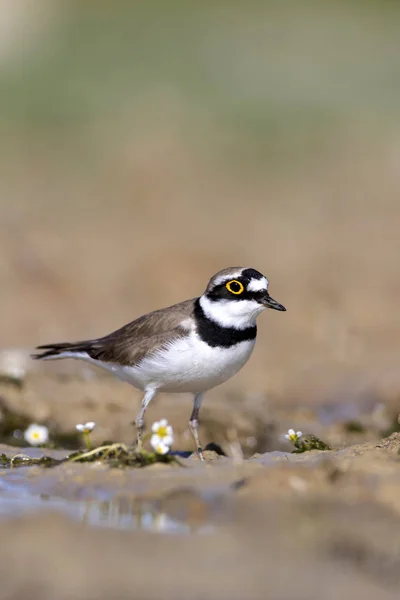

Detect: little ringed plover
[32, 267, 286, 459]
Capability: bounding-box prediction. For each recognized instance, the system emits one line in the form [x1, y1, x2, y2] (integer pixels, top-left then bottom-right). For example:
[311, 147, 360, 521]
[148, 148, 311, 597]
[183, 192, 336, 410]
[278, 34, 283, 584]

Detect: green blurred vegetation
[1, 1, 400, 166]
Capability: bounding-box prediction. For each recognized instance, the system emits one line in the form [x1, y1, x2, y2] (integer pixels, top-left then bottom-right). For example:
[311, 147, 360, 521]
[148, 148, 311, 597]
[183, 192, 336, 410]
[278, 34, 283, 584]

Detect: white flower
[151, 419, 174, 448]
[76, 422, 96, 433]
[24, 424, 49, 446]
[151, 440, 170, 455]
[284, 429, 302, 442]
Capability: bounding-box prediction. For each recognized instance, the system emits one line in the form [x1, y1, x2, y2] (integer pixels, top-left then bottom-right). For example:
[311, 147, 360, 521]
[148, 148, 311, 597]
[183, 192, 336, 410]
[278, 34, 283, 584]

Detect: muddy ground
[0, 362, 398, 599]
[0, 433, 399, 600]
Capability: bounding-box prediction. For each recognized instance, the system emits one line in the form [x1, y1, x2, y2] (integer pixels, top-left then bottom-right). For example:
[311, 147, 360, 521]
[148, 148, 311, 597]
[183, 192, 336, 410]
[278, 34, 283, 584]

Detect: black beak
[261, 293, 286, 311]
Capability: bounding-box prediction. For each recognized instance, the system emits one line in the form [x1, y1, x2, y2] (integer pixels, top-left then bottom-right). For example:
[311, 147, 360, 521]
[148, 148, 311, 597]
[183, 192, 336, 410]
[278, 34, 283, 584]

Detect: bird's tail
[32, 341, 92, 360]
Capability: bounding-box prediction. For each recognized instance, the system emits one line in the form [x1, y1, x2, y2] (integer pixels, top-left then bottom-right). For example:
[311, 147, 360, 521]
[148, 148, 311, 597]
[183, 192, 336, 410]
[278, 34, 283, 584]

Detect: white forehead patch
[213, 271, 243, 287]
[247, 277, 268, 292]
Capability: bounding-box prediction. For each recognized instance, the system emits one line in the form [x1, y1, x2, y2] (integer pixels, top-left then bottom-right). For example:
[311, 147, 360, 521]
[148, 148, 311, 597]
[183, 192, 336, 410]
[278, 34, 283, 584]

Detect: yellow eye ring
[226, 280, 244, 295]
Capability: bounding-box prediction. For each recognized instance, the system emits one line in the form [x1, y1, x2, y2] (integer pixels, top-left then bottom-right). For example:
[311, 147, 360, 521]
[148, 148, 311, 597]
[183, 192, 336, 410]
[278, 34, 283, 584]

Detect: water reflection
[0, 490, 214, 534]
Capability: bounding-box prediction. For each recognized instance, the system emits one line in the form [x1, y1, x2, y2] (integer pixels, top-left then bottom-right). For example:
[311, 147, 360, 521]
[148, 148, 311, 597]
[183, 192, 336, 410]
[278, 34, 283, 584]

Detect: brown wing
[33, 298, 196, 366]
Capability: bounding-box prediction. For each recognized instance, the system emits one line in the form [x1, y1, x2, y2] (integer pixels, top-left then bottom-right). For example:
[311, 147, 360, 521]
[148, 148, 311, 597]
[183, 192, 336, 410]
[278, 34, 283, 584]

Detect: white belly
[70, 332, 255, 393]
[54, 333, 256, 393]
[135, 334, 255, 392]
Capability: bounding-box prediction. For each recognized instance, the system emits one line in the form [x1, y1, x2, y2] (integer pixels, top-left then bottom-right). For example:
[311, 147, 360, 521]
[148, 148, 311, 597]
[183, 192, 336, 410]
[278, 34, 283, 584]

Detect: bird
[32, 267, 286, 459]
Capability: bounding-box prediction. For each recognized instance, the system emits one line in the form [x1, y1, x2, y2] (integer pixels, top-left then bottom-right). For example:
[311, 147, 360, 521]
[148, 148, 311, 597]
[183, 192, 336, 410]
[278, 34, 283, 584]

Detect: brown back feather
[33, 299, 196, 366]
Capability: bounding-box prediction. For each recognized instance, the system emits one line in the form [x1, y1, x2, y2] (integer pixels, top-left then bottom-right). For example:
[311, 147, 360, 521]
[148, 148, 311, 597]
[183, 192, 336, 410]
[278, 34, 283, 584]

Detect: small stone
[0, 349, 29, 385]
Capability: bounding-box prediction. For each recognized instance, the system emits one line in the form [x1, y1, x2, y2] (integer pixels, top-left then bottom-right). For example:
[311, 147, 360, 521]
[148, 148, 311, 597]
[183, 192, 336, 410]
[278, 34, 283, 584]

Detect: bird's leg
[135, 389, 157, 451]
[189, 392, 205, 461]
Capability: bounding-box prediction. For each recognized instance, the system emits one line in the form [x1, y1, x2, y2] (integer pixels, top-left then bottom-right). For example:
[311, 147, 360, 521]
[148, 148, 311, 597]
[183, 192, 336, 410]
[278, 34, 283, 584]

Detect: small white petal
[158, 419, 168, 428]
[284, 434, 290, 440]
[151, 434, 169, 454]
[84, 422, 95, 431]
[155, 442, 169, 455]
[162, 434, 174, 447]
[152, 421, 161, 433]
[76, 424, 85, 432]
[296, 431, 302, 438]
[165, 425, 173, 436]
[287, 429, 295, 436]
[150, 434, 162, 449]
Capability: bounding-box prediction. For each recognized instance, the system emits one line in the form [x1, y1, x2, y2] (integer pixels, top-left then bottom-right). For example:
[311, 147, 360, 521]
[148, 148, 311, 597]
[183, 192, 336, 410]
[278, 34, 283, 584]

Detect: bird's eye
[226, 280, 244, 295]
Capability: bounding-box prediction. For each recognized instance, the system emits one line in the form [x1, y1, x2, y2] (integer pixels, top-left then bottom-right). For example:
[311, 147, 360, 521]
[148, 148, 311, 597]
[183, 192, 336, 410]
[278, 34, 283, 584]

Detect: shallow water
[0, 487, 213, 533]
[0, 470, 217, 533]
[0, 454, 229, 533]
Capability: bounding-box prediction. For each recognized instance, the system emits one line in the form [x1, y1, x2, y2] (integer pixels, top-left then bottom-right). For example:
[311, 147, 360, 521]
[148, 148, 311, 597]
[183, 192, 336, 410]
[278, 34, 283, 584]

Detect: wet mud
[0, 361, 398, 599]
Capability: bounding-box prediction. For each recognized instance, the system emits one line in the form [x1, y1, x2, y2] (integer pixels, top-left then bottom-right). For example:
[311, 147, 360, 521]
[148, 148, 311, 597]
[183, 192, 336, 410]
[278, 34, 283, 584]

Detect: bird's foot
[196, 446, 205, 461]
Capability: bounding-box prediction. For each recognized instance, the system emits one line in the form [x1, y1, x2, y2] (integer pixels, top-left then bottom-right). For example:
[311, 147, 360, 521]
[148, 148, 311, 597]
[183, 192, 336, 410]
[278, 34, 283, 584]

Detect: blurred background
[1, 0, 400, 407]
[1, 4, 400, 598]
